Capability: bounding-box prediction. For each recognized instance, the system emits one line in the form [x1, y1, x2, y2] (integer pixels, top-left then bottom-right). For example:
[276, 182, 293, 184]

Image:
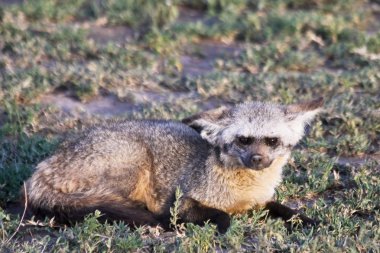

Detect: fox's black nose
[241, 153, 264, 168]
[251, 154, 262, 163]
[241, 153, 272, 170]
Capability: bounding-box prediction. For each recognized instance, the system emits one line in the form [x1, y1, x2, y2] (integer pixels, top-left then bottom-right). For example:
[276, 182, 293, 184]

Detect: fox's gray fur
[25, 98, 323, 232]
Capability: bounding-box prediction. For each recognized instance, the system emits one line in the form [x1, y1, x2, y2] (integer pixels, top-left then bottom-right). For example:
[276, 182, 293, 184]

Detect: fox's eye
[265, 137, 279, 147]
[237, 136, 254, 145]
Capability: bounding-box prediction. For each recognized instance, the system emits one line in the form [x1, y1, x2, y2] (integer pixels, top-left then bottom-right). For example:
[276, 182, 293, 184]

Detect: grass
[0, 0, 379, 251]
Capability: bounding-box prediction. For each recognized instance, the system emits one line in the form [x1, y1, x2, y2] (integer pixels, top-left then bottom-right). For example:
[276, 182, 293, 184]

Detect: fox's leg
[179, 197, 231, 233]
[29, 199, 162, 227]
[264, 201, 318, 226]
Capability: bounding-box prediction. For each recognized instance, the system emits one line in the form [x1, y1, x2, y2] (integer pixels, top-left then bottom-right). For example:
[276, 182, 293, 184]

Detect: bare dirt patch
[336, 154, 380, 167]
[181, 40, 244, 76]
[87, 24, 135, 45]
[0, 0, 23, 6]
[177, 6, 205, 24]
[38, 89, 202, 118]
[40, 92, 136, 118]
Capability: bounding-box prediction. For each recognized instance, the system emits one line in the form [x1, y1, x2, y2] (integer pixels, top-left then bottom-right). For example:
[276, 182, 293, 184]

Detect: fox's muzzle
[241, 153, 272, 170]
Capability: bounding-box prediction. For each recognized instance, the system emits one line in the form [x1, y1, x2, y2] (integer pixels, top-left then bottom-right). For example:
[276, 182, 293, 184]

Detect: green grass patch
[0, 0, 379, 251]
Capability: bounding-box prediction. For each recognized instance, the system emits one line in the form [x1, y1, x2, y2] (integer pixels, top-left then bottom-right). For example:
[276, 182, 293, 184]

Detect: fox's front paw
[264, 201, 321, 230]
[210, 212, 231, 234]
[285, 213, 320, 232]
[298, 214, 320, 227]
[180, 197, 231, 233]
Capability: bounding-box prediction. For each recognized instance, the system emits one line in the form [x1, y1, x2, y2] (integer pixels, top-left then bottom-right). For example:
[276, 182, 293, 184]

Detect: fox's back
[85, 119, 211, 171]
[56, 119, 209, 165]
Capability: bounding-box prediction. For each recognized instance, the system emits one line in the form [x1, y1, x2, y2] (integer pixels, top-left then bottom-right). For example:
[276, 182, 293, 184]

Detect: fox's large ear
[284, 97, 323, 137]
[182, 106, 232, 145]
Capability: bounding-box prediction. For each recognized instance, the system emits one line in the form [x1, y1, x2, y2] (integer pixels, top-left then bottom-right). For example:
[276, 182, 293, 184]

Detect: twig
[6, 182, 28, 244]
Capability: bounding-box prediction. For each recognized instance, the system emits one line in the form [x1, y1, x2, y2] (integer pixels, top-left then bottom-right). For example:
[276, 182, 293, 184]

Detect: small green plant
[170, 187, 184, 231]
[181, 222, 217, 252]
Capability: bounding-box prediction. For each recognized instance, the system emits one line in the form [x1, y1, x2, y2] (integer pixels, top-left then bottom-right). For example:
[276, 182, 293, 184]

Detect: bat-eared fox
[25, 98, 323, 233]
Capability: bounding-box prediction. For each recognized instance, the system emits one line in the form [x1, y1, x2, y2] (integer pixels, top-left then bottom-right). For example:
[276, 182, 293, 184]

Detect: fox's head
[183, 98, 323, 170]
